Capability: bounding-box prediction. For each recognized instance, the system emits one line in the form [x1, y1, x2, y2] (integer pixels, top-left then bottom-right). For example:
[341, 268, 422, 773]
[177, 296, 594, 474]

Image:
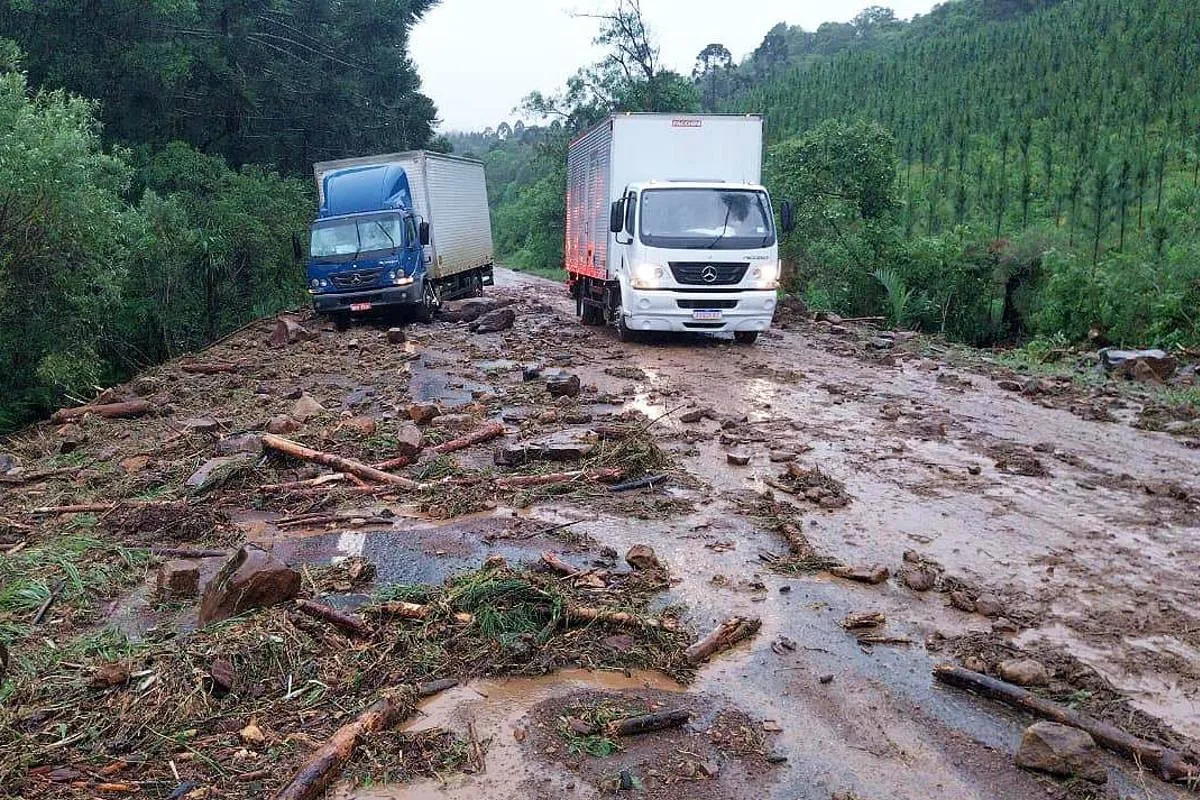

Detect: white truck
[308, 151, 494, 322]
[564, 113, 790, 343]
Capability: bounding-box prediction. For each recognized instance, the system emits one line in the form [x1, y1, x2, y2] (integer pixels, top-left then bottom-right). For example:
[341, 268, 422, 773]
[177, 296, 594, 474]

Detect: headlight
[395, 275, 414, 286]
[385, 271, 396, 281]
[752, 261, 780, 290]
[309, 278, 323, 293]
[632, 263, 665, 289]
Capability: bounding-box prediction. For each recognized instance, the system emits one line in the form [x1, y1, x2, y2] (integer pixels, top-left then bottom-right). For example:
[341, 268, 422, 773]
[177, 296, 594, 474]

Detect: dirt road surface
[3, 267, 1198, 800]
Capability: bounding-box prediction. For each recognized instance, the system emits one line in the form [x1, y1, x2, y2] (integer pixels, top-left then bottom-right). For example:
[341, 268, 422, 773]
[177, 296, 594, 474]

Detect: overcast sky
[411, 0, 941, 132]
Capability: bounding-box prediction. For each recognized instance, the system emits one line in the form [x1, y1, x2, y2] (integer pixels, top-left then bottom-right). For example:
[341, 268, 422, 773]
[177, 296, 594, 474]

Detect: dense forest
[471, 0, 1200, 350]
[0, 1, 440, 431]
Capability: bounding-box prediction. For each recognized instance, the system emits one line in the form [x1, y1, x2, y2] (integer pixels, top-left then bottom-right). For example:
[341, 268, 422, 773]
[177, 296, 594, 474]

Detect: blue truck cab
[306, 162, 436, 321]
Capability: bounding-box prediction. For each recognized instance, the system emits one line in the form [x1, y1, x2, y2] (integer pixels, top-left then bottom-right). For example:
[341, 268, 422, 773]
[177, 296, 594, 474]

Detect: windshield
[639, 189, 775, 250]
[310, 215, 404, 260]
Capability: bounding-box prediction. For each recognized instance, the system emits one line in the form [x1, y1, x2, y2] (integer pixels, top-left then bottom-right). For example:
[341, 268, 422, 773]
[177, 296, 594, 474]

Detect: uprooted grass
[736, 494, 843, 575]
[0, 563, 693, 798]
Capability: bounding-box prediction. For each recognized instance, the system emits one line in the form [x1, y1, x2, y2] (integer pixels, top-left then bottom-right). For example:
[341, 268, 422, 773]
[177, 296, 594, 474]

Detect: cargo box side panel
[426, 156, 494, 279]
[565, 120, 613, 281]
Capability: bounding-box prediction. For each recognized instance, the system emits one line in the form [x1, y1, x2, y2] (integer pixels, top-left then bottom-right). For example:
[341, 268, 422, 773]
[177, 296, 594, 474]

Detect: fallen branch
[433, 422, 507, 455]
[778, 523, 811, 554]
[26, 500, 178, 517]
[0, 466, 84, 487]
[495, 468, 623, 490]
[276, 515, 393, 530]
[372, 456, 414, 471]
[609, 709, 690, 737]
[32, 579, 65, 625]
[261, 434, 420, 490]
[540, 551, 584, 576]
[685, 616, 762, 665]
[377, 601, 475, 626]
[933, 664, 1200, 783]
[415, 678, 459, 697]
[856, 634, 912, 646]
[51, 400, 153, 424]
[258, 474, 348, 493]
[273, 697, 406, 800]
[150, 547, 228, 560]
[295, 599, 373, 638]
[609, 474, 669, 493]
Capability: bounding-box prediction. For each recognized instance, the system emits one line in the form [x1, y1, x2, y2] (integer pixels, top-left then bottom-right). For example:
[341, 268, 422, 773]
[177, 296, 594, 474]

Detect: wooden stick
[433, 422, 506, 455]
[540, 551, 584, 576]
[51, 400, 153, 424]
[261, 434, 420, 490]
[272, 697, 406, 800]
[150, 547, 228, 559]
[685, 616, 762, 665]
[933, 664, 1200, 782]
[258, 474, 348, 492]
[778, 523, 812, 555]
[0, 466, 84, 486]
[32, 579, 65, 625]
[372, 455, 414, 471]
[416, 678, 459, 698]
[377, 601, 475, 625]
[608, 709, 690, 737]
[276, 515, 392, 530]
[295, 599, 373, 638]
[28, 503, 117, 516]
[495, 468, 623, 490]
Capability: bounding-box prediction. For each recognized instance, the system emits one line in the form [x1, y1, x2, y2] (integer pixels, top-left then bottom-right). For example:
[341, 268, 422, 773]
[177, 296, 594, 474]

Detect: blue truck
[303, 151, 495, 323]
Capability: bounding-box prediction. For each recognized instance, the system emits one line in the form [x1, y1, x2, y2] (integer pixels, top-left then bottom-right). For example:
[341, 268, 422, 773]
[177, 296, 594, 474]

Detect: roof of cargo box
[313, 151, 485, 212]
[570, 112, 763, 146]
[319, 163, 414, 218]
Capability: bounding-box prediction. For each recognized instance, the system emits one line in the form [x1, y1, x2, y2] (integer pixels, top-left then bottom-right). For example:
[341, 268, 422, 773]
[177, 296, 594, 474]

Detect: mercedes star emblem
[351, 274, 362, 286]
[701, 266, 718, 283]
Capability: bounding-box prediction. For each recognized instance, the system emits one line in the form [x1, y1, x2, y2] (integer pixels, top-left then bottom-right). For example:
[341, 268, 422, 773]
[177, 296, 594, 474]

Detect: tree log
[51, 400, 153, 424]
[778, 523, 812, 555]
[433, 422, 507, 455]
[261, 434, 419, 490]
[540, 551, 584, 576]
[0, 466, 83, 486]
[377, 601, 474, 625]
[608, 709, 690, 737]
[272, 697, 405, 800]
[295, 599, 373, 638]
[933, 663, 1200, 783]
[684, 616, 762, 665]
[495, 468, 623, 490]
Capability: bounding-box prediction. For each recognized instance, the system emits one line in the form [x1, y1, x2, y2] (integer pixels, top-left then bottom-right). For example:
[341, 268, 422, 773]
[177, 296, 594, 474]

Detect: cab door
[403, 215, 423, 277]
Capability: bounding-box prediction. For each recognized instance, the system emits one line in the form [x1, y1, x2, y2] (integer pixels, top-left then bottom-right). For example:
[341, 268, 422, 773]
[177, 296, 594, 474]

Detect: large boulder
[470, 307, 516, 334]
[495, 431, 596, 466]
[440, 297, 514, 324]
[393, 423, 424, 457]
[267, 316, 313, 348]
[545, 373, 581, 399]
[199, 545, 301, 626]
[1100, 349, 1177, 382]
[1015, 722, 1107, 784]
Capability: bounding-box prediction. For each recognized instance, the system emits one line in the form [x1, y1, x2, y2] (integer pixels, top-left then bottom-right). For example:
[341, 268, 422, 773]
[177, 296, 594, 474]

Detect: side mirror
[292, 232, 304, 263]
[419, 221, 431, 246]
[609, 200, 625, 234]
[780, 200, 795, 235]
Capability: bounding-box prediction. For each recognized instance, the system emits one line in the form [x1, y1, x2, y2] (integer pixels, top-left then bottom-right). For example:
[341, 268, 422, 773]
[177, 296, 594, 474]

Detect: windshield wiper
[702, 203, 735, 250]
[374, 221, 396, 252]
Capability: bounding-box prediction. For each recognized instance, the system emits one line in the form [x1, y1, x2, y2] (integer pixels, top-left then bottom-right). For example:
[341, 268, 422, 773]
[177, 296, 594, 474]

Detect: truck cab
[306, 163, 437, 321]
[606, 180, 781, 343]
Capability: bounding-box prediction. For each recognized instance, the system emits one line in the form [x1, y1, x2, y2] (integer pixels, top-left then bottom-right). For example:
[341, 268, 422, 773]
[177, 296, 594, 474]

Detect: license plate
[692, 309, 723, 321]
[350, 302, 372, 313]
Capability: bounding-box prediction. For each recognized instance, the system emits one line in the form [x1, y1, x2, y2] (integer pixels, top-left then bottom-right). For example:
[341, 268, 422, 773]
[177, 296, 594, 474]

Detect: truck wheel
[471, 273, 485, 297]
[734, 331, 759, 345]
[580, 301, 604, 326]
[333, 312, 351, 332]
[617, 314, 639, 343]
[416, 281, 440, 324]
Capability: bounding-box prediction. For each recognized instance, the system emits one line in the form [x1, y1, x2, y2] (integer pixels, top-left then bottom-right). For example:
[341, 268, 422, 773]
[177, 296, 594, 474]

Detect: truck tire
[471, 272, 485, 297]
[617, 314, 639, 343]
[734, 331, 759, 345]
[580, 301, 605, 326]
[333, 312, 351, 332]
[416, 280, 440, 324]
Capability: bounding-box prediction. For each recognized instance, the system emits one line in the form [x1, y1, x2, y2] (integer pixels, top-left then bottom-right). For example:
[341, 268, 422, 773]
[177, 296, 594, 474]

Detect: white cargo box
[566, 114, 764, 280]
[314, 151, 494, 280]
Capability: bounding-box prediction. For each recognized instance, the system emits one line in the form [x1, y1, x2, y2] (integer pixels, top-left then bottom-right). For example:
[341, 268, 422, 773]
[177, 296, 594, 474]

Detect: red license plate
[350, 302, 372, 313]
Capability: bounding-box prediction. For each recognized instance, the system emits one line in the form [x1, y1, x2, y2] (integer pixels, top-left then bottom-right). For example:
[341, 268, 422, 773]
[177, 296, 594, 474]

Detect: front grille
[669, 263, 748, 286]
[677, 299, 738, 310]
[330, 269, 383, 290]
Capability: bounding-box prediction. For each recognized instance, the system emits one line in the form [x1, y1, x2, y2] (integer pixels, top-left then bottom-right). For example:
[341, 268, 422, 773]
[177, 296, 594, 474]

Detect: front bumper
[311, 282, 420, 313]
[622, 288, 777, 333]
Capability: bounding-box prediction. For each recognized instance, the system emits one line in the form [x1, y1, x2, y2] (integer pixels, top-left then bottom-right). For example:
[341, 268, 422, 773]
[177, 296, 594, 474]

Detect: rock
[997, 379, 1023, 392]
[679, 408, 714, 424]
[1015, 722, 1107, 784]
[407, 403, 442, 424]
[625, 545, 662, 571]
[949, 590, 976, 613]
[470, 307, 517, 334]
[546, 373, 581, 399]
[0, 453, 15, 473]
[386, 327, 406, 344]
[567, 717, 595, 736]
[240, 718, 266, 746]
[342, 416, 377, 437]
[90, 662, 131, 689]
[698, 761, 720, 778]
[199, 545, 301, 626]
[963, 656, 988, 673]
[817, 311, 843, 325]
[830, 564, 890, 585]
[974, 592, 1005, 617]
[819, 674, 834, 685]
[440, 297, 508, 324]
[119, 455, 151, 474]
[603, 634, 637, 652]
[181, 417, 220, 435]
[901, 567, 937, 592]
[290, 393, 325, 422]
[495, 431, 596, 465]
[992, 617, 1020, 634]
[727, 451, 751, 466]
[606, 365, 647, 381]
[216, 433, 264, 456]
[208, 659, 236, 695]
[1101, 348, 1177, 382]
[156, 560, 201, 600]
[768, 450, 797, 463]
[266, 415, 301, 435]
[429, 413, 476, 431]
[394, 423, 424, 457]
[267, 317, 312, 348]
[522, 366, 542, 381]
[819, 494, 848, 510]
[998, 658, 1050, 687]
[968, 464, 983, 476]
[870, 337, 895, 350]
[185, 455, 255, 496]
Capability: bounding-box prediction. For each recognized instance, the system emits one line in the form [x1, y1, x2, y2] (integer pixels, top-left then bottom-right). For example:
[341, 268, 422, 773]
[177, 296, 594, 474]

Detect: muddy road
[2, 267, 1199, 800]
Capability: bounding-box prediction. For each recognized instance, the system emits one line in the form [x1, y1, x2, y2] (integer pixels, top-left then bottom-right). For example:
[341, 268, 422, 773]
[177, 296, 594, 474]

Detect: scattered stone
[341, 416, 377, 437]
[819, 674, 834, 685]
[901, 567, 937, 592]
[181, 417, 220, 435]
[90, 663, 130, 690]
[618, 769, 635, 791]
[625, 545, 662, 571]
[727, 451, 751, 466]
[470, 307, 517, 334]
[440, 297, 508, 324]
[679, 407, 715, 424]
[199, 545, 301, 626]
[266, 415, 301, 435]
[156, 560, 201, 600]
[495, 431, 596, 465]
[997, 379, 1023, 392]
[974, 593, 1005, 617]
[998, 658, 1050, 687]
[429, 413, 476, 431]
[949, 591, 976, 613]
[546, 373, 581, 399]
[880, 404, 902, 420]
[522, 366, 541, 381]
[386, 327, 406, 345]
[1101, 348, 1177, 382]
[208, 659, 236, 695]
[267, 317, 312, 348]
[290, 393, 325, 422]
[216, 433, 264, 456]
[605, 365, 647, 381]
[603, 634, 637, 652]
[870, 337, 895, 350]
[394, 423, 424, 457]
[408, 403, 442, 424]
[698, 761, 720, 778]
[185, 455, 255, 496]
[1015, 722, 1107, 784]
[992, 617, 1020, 634]
[768, 450, 797, 463]
[240, 718, 267, 746]
[968, 464, 982, 476]
[830, 564, 890, 585]
[119, 455, 151, 474]
[819, 494, 849, 510]
[0, 453, 14, 473]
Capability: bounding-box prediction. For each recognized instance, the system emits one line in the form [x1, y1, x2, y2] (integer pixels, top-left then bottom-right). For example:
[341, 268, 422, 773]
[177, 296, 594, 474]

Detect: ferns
[873, 268, 914, 328]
